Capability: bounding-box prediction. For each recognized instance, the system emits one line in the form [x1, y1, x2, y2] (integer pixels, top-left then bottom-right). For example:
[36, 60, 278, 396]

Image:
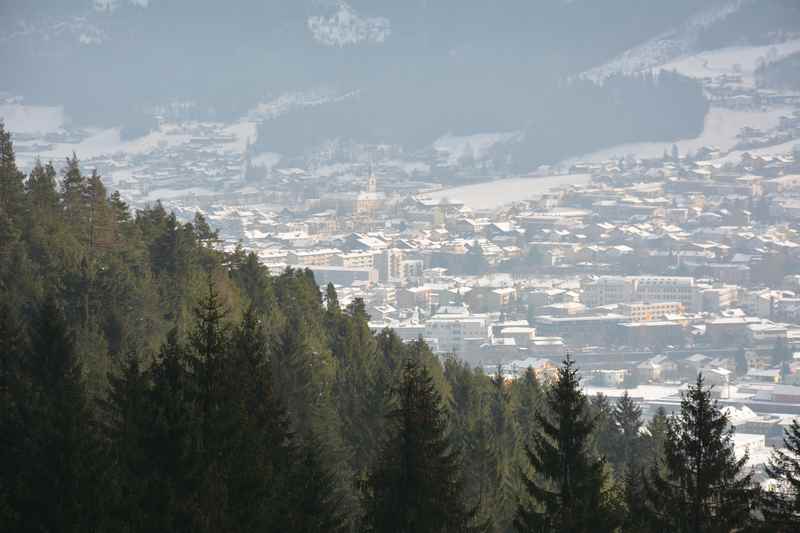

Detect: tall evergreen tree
[97, 352, 154, 533]
[85, 170, 114, 255]
[223, 307, 296, 533]
[511, 366, 542, 447]
[4, 299, 103, 533]
[231, 251, 276, 318]
[612, 391, 646, 533]
[643, 406, 669, 465]
[515, 356, 618, 533]
[61, 153, 87, 233]
[0, 302, 26, 528]
[27, 159, 59, 211]
[445, 359, 511, 533]
[590, 393, 617, 468]
[0, 122, 27, 224]
[644, 374, 755, 533]
[144, 330, 202, 533]
[612, 391, 644, 469]
[366, 357, 473, 533]
[763, 419, 800, 530]
[484, 369, 517, 532]
[325, 282, 340, 313]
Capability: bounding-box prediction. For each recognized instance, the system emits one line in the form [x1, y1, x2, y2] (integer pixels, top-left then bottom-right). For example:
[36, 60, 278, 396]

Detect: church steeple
[367, 161, 377, 193]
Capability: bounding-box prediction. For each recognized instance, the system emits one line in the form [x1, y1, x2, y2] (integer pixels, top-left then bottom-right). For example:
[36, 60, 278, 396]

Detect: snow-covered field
[10, 119, 258, 169]
[659, 38, 800, 87]
[0, 104, 65, 134]
[562, 106, 793, 165]
[583, 0, 754, 81]
[426, 173, 590, 211]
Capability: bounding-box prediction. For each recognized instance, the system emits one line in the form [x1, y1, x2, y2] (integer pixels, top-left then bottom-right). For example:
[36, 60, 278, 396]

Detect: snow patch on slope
[659, 39, 800, 86]
[308, 2, 391, 47]
[434, 132, 522, 166]
[561, 106, 792, 165]
[2, 17, 108, 46]
[246, 88, 360, 121]
[94, 0, 151, 12]
[583, 0, 753, 81]
[0, 104, 65, 134]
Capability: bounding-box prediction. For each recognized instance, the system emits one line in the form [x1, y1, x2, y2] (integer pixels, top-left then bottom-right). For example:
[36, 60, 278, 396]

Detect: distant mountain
[0, 0, 705, 121]
[1, 0, 794, 170]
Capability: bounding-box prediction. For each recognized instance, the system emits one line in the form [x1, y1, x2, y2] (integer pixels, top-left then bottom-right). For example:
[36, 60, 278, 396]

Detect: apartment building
[287, 248, 340, 266]
[582, 275, 694, 307]
[334, 251, 376, 269]
[618, 301, 684, 321]
[425, 315, 488, 355]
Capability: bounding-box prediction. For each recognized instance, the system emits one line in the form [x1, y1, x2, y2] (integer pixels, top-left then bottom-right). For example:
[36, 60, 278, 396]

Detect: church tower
[367, 162, 377, 193]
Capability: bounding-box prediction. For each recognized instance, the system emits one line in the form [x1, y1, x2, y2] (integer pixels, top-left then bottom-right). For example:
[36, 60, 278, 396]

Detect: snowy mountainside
[583, 0, 755, 81]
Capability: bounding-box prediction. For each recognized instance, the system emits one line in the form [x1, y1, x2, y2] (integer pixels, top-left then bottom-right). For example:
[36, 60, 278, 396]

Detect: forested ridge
[3, 123, 800, 532]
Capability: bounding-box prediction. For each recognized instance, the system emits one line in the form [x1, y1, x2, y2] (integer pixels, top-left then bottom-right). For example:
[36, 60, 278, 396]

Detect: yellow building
[355, 172, 385, 215]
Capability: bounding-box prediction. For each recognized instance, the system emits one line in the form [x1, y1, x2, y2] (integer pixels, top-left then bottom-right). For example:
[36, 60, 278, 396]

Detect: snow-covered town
[4, 1, 800, 530]
[4, 16, 800, 475]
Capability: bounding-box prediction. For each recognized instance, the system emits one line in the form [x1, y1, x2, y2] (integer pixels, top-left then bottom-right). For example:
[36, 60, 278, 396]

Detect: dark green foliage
[515, 356, 619, 533]
[591, 393, 617, 467]
[445, 359, 517, 532]
[644, 374, 755, 533]
[366, 357, 473, 533]
[0, 122, 27, 225]
[325, 281, 340, 313]
[643, 406, 669, 465]
[1, 299, 103, 533]
[763, 419, 800, 530]
[510, 367, 543, 447]
[613, 391, 644, 470]
[612, 392, 647, 533]
[0, 302, 25, 528]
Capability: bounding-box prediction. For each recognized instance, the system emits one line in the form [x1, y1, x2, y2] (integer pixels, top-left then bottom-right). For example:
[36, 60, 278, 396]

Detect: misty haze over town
[3, 1, 800, 532]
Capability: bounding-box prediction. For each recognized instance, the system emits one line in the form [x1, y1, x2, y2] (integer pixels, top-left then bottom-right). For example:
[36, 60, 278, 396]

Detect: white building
[424, 315, 488, 355]
[618, 301, 684, 321]
[582, 275, 695, 307]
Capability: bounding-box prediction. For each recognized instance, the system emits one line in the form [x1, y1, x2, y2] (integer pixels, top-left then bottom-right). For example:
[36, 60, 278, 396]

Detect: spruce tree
[644, 374, 755, 533]
[0, 302, 26, 529]
[643, 406, 669, 465]
[763, 419, 800, 530]
[6, 299, 103, 533]
[511, 366, 542, 447]
[515, 355, 618, 533]
[612, 391, 646, 533]
[591, 392, 617, 468]
[0, 122, 27, 224]
[145, 330, 202, 533]
[484, 369, 517, 531]
[366, 357, 473, 533]
[287, 436, 347, 533]
[61, 153, 87, 232]
[97, 353, 154, 532]
[613, 391, 643, 464]
[331, 297, 384, 480]
[325, 281, 340, 313]
[445, 360, 509, 533]
[231, 251, 276, 318]
[85, 169, 114, 254]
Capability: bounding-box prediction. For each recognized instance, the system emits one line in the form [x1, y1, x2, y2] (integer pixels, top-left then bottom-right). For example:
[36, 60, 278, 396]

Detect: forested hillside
[3, 124, 800, 532]
[1, 0, 713, 170]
